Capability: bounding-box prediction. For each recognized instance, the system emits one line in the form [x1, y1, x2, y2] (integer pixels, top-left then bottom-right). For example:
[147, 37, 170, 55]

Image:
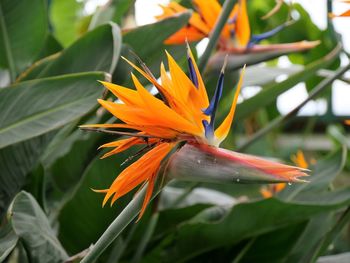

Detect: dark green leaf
[0, 72, 107, 148]
[37, 23, 121, 78]
[279, 146, 347, 201]
[0, 223, 18, 262]
[285, 214, 334, 263]
[0, 0, 48, 80]
[58, 149, 136, 254]
[123, 12, 191, 59]
[144, 192, 350, 262]
[0, 134, 53, 219]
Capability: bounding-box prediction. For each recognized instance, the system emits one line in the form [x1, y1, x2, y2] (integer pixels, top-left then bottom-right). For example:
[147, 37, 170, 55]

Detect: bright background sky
[85, 0, 350, 117]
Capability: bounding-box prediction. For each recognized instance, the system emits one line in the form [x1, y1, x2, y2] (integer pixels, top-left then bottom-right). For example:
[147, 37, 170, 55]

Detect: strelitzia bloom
[157, 0, 313, 50]
[157, 0, 319, 72]
[83, 46, 308, 219]
[260, 150, 309, 198]
[157, 0, 250, 47]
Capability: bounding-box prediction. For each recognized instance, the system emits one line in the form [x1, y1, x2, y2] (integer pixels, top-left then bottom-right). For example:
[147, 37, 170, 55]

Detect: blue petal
[203, 71, 224, 116]
[187, 55, 199, 88]
[202, 70, 225, 140]
[202, 120, 214, 140]
[247, 24, 285, 48]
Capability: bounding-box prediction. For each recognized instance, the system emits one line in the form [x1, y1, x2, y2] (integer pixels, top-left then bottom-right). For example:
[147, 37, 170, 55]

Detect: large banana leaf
[0, 0, 48, 81]
[9, 191, 68, 263]
[0, 72, 107, 148]
[0, 72, 107, 219]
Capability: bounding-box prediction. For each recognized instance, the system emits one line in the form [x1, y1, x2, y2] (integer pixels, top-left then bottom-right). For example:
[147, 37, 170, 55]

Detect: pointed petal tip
[97, 80, 106, 85]
[220, 54, 228, 74]
[290, 177, 310, 183]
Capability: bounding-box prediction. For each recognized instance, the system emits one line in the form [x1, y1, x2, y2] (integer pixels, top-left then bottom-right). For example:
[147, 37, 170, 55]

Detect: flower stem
[198, 0, 238, 72]
[81, 186, 150, 263]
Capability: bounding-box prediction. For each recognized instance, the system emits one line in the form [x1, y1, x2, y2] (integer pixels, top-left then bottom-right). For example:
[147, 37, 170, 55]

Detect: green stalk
[81, 186, 150, 263]
[238, 63, 350, 151]
[131, 212, 159, 263]
[198, 0, 237, 72]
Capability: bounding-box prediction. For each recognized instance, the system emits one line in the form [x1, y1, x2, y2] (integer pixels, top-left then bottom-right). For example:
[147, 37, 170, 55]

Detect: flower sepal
[166, 143, 309, 184]
[207, 41, 321, 73]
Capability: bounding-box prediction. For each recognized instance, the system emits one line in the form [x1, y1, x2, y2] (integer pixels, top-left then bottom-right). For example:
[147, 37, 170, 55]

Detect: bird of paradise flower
[82, 46, 309, 219]
[156, 0, 319, 73]
[156, 0, 318, 51]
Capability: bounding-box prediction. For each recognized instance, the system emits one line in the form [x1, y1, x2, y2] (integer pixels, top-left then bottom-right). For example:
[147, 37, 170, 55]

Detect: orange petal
[291, 150, 308, 169]
[221, 150, 309, 181]
[165, 27, 206, 45]
[101, 142, 174, 208]
[235, 0, 251, 46]
[260, 182, 286, 198]
[275, 183, 286, 192]
[99, 81, 144, 107]
[186, 43, 209, 108]
[193, 0, 222, 29]
[130, 73, 203, 136]
[156, 2, 210, 44]
[260, 188, 273, 198]
[137, 173, 156, 221]
[329, 9, 350, 18]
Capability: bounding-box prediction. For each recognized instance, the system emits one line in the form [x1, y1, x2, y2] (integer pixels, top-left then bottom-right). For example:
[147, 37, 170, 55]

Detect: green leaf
[88, 0, 134, 30]
[58, 149, 136, 254]
[234, 222, 307, 263]
[0, 133, 53, 219]
[123, 12, 191, 59]
[44, 126, 104, 193]
[0, 0, 48, 80]
[37, 23, 121, 78]
[9, 191, 68, 263]
[0, 223, 18, 262]
[279, 146, 347, 201]
[317, 252, 350, 263]
[284, 214, 334, 263]
[35, 34, 63, 60]
[50, 0, 84, 47]
[0, 71, 107, 149]
[144, 191, 350, 262]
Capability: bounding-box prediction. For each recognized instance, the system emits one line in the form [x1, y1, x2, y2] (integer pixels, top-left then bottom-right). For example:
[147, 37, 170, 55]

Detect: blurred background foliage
[0, 0, 350, 262]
